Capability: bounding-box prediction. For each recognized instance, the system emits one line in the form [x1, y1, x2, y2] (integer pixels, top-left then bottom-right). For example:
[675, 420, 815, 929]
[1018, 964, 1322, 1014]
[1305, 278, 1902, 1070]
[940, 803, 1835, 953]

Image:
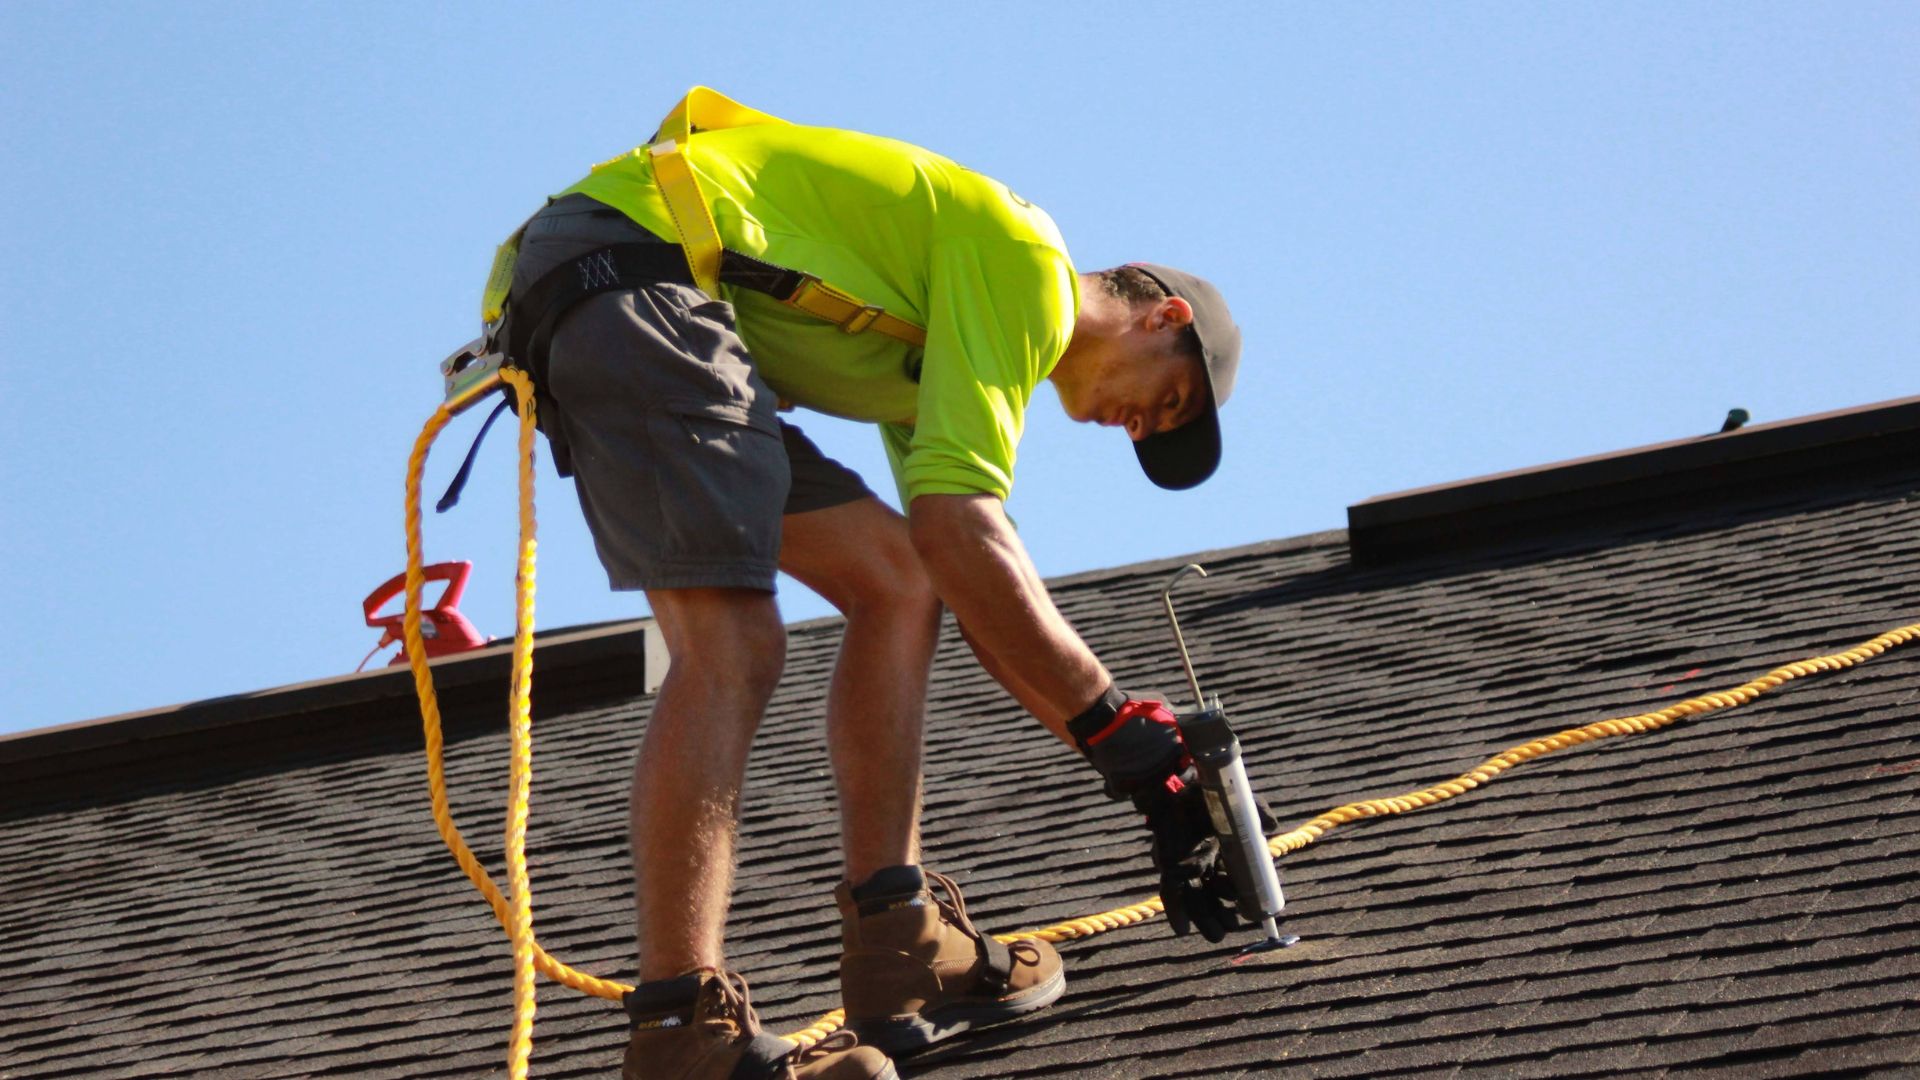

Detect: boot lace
[924, 869, 1044, 966]
[698, 970, 763, 1041]
[790, 1028, 861, 1064]
[924, 869, 979, 937]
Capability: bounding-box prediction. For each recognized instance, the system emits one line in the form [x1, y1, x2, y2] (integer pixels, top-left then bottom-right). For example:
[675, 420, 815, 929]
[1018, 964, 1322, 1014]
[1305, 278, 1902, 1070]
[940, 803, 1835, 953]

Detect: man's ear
[1151, 296, 1195, 333]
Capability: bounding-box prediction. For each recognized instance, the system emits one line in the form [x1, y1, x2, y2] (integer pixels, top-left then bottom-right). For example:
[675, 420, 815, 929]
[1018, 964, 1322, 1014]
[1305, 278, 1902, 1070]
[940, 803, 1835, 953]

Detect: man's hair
[1096, 267, 1204, 364]
[1096, 265, 1170, 308]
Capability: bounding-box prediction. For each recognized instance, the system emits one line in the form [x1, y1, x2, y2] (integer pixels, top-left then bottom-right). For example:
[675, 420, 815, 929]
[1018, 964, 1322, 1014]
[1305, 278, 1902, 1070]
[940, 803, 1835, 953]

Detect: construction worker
[499, 90, 1243, 1080]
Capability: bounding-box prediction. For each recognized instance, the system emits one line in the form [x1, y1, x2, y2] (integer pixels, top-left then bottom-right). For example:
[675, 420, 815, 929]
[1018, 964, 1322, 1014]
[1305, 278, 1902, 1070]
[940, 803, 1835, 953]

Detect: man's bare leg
[781, 498, 943, 883]
[631, 586, 786, 981]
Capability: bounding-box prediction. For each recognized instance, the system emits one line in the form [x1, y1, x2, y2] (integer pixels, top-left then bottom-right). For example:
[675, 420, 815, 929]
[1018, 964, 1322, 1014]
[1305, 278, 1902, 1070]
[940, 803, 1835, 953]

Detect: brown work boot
[835, 865, 1066, 1056]
[622, 968, 896, 1080]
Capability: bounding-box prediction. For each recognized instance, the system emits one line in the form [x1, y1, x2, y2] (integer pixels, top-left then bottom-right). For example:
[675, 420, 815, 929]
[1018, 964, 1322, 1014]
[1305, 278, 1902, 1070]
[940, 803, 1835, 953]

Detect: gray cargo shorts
[512, 194, 874, 592]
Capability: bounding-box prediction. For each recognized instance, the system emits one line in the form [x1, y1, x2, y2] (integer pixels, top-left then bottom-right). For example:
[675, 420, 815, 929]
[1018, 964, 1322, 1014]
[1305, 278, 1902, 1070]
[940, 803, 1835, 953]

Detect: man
[500, 89, 1244, 1080]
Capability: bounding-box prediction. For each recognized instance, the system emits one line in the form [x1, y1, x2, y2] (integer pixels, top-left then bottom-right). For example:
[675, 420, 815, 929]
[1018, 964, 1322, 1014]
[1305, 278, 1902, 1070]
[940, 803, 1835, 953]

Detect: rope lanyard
[401, 372, 1920, 1073]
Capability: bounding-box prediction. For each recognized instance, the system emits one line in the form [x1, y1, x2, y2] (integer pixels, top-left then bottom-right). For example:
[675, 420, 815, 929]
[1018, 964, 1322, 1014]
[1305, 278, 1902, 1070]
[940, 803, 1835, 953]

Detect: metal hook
[1161, 563, 1209, 711]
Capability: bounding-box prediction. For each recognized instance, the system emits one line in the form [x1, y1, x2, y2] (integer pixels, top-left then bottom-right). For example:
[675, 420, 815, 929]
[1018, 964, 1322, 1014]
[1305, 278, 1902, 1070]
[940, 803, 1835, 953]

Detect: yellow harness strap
[480, 223, 524, 327]
[646, 86, 927, 348]
[479, 88, 928, 350]
[782, 274, 929, 347]
[647, 138, 724, 298]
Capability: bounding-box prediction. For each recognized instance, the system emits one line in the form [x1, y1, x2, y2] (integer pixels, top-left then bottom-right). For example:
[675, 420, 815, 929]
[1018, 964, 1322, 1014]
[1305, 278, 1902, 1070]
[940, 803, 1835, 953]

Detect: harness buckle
[441, 335, 507, 415]
[839, 304, 885, 335]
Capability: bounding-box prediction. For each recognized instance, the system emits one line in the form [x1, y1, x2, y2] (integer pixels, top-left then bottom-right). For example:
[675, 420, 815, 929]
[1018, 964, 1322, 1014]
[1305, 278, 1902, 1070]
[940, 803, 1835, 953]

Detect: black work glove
[1067, 685, 1282, 942]
[1135, 774, 1280, 943]
[1067, 686, 1187, 800]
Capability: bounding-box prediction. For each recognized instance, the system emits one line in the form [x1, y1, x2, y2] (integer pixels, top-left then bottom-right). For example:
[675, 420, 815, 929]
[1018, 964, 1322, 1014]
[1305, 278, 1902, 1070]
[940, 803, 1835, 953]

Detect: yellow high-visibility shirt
[559, 120, 1079, 503]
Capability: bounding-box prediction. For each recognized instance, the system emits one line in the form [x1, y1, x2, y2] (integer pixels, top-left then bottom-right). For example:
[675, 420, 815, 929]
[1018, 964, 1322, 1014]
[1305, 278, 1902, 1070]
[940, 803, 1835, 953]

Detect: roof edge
[1033, 530, 1350, 595]
[13, 534, 1349, 762]
[0, 619, 666, 766]
[1348, 395, 1920, 562]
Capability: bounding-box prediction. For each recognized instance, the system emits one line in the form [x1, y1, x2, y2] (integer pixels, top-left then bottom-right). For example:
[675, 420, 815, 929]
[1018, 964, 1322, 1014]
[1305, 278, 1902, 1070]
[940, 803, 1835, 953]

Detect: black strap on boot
[623, 972, 704, 1029]
[976, 934, 1015, 996]
[729, 1034, 802, 1079]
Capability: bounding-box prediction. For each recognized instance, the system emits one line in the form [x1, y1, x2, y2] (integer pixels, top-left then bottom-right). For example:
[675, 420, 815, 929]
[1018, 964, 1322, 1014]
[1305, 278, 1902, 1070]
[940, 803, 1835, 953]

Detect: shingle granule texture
[3, 469, 1917, 1078]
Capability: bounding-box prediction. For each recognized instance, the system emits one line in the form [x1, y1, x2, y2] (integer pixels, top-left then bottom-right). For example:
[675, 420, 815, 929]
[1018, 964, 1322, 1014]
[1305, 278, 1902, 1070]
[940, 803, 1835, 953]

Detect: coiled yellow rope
[402, 377, 1919, 1063]
[405, 372, 613, 1079]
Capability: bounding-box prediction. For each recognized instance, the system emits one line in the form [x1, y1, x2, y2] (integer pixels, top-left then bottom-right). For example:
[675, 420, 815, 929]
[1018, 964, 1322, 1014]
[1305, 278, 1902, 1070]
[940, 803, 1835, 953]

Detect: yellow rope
[501, 368, 540, 1079]
[1262, 621, 1919, 858]
[404, 372, 617, 1080]
[745, 621, 1920, 1046]
[401, 383, 1920, 1060]
[403, 380, 623, 997]
[991, 621, 1920, 944]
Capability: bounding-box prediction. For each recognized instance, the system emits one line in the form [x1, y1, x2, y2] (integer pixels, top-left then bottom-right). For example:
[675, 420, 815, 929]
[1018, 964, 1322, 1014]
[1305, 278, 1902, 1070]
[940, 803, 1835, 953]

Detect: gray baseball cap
[1126, 263, 1242, 490]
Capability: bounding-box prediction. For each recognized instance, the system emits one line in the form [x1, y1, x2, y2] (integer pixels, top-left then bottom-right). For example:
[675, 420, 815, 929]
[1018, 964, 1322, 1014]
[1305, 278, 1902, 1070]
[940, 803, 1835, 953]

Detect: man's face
[1062, 346, 1210, 443]
[1056, 294, 1210, 441]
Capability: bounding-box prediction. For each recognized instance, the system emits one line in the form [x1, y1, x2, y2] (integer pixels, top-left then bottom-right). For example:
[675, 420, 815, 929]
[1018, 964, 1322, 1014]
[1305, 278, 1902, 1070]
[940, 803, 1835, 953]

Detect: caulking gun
[1163, 564, 1299, 955]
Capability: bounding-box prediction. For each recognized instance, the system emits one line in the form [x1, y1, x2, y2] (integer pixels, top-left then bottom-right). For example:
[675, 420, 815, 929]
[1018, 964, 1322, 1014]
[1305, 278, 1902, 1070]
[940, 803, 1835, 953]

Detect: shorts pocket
[640, 404, 791, 569]
[658, 397, 780, 437]
[632, 288, 777, 419]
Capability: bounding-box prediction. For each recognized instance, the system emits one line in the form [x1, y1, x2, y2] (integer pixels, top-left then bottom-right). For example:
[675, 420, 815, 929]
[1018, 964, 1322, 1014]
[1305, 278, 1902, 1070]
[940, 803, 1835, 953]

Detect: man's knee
[649, 588, 787, 699]
[826, 524, 941, 625]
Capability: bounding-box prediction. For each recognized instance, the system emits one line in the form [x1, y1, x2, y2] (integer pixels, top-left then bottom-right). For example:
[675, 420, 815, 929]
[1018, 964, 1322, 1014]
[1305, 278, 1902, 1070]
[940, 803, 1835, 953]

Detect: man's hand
[1069, 689, 1188, 799]
[1135, 774, 1279, 943]
[1067, 686, 1248, 942]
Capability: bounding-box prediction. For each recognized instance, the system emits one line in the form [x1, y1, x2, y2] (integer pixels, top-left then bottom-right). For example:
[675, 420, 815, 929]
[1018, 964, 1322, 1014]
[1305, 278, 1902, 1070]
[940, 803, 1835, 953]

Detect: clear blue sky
[3, 4, 1914, 734]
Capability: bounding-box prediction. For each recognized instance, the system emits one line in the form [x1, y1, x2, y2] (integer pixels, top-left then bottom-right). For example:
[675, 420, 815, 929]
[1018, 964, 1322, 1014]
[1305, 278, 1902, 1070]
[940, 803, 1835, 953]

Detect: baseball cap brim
[1133, 401, 1221, 490]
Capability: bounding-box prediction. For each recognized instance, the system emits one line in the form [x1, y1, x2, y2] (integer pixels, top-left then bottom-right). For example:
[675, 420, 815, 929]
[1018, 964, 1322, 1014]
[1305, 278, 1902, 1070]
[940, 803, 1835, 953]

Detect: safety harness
[483, 86, 928, 349]
[436, 87, 927, 510]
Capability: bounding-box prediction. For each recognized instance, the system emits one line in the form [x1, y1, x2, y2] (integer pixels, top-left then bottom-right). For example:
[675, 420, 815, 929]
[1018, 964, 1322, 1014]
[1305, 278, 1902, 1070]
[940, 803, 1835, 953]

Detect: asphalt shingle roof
[3, 420, 1917, 1079]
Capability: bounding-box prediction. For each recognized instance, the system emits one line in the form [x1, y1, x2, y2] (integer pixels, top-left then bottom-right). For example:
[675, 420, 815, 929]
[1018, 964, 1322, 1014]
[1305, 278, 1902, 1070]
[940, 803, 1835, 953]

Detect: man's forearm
[908, 493, 1109, 742]
[954, 616, 1054, 725]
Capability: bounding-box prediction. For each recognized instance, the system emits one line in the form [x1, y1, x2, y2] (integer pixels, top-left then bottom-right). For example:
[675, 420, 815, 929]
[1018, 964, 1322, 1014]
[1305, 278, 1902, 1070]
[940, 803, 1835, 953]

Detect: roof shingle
[2, 416, 1916, 1078]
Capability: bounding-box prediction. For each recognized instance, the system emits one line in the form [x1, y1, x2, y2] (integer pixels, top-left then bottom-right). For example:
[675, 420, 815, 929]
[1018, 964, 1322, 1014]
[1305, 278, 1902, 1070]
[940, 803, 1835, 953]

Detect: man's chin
[1045, 381, 1095, 424]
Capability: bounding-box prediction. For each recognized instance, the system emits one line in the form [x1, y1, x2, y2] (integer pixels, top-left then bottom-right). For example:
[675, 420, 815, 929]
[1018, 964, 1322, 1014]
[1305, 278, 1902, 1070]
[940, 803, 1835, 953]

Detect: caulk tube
[1176, 703, 1286, 924]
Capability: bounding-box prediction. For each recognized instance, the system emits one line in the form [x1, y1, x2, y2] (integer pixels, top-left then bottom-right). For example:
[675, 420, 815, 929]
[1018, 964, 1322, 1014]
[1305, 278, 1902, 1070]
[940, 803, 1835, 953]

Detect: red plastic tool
[361, 560, 491, 668]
